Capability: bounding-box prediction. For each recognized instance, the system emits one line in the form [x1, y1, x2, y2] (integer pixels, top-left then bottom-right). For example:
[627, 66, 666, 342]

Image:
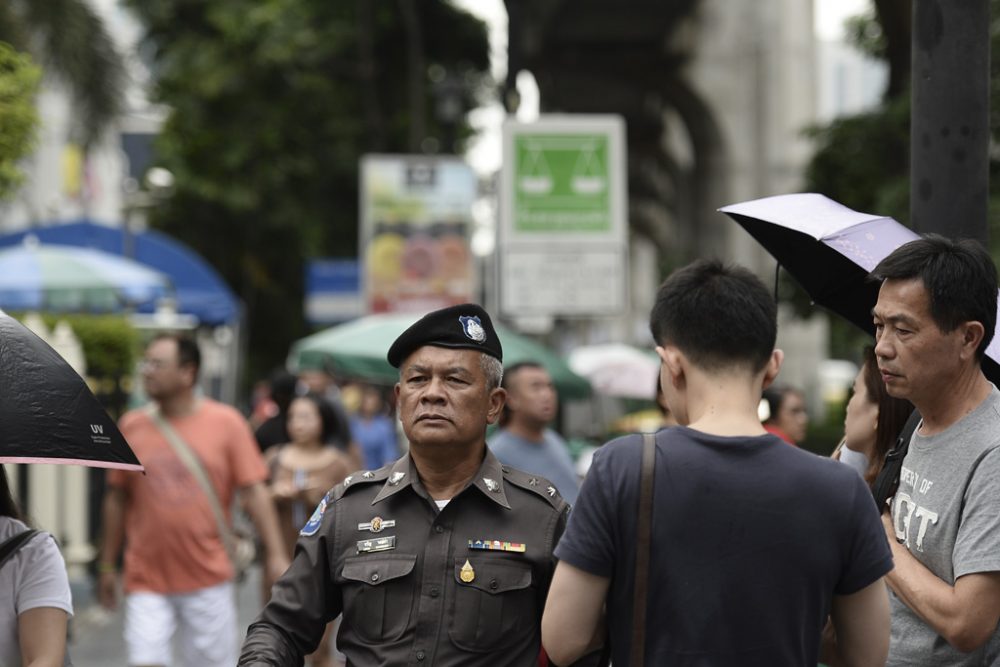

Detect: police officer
[239, 304, 569, 666]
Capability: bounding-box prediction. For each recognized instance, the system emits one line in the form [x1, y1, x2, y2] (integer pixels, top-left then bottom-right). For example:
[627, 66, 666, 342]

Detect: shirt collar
[370, 448, 511, 509]
[371, 455, 417, 505]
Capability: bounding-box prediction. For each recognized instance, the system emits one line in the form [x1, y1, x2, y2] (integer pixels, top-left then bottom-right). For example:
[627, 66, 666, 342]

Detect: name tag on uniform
[357, 536, 396, 553]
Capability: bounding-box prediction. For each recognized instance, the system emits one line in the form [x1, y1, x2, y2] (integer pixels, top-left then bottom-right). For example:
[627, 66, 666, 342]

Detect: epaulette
[328, 465, 391, 502]
[502, 466, 567, 511]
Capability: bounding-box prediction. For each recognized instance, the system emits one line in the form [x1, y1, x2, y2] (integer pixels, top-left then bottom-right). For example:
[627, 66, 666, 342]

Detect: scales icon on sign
[518, 146, 553, 194]
[517, 140, 606, 196]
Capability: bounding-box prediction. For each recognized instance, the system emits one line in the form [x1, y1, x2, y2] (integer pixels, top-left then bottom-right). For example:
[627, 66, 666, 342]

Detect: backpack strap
[0, 529, 42, 569]
[872, 409, 922, 509]
[631, 433, 657, 667]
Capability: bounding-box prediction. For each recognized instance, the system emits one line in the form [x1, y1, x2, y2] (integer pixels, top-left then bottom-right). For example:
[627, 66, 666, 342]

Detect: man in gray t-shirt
[871, 235, 1000, 665]
[488, 362, 580, 504]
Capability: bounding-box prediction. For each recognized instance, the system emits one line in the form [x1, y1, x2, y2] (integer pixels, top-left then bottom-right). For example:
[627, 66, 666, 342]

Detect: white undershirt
[434, 499, 450, 509]
[839, 445, 870, 478]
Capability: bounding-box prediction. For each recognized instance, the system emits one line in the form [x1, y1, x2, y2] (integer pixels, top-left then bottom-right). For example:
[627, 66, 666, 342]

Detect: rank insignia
[483, 478, 499, 492]
[459, 559, 476, 583]
[357, 536, 396, 553]
[343, 475, 353, 486]
[358, 516, 396, 533]
[389, 472, 406, 486]
[528, 477, 539, 486]
[547, 486, 557, 497]
[468, 539, 526, 553]
[362, 471, 375, 479]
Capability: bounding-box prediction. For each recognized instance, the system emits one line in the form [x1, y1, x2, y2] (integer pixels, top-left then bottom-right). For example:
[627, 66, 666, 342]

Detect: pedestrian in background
[871, 236, 1000, 666]
[762, 384, 809, 445]
[543, 260, 892, 666]
[489, 361, 580, 504]
[348, 385, 399, 470]
[240, 304, 572, 666]
[266, 392, 352, 667]
[0, 464, 73, 667]
[254, 369, 299, 453]
[97, 333, 288, 667]
[831, 346, 912, 485]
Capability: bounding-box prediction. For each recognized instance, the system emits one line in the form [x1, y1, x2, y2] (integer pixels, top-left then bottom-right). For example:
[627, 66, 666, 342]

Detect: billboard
[360, 156, 476, 314]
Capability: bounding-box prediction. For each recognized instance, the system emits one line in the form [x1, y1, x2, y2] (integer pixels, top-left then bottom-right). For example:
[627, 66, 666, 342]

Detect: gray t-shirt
[488, 429, 580, 504]
[887, 385, 1000, 666]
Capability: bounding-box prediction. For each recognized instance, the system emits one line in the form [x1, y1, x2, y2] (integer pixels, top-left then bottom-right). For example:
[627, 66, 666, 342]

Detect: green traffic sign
[513, 133, 611, 233]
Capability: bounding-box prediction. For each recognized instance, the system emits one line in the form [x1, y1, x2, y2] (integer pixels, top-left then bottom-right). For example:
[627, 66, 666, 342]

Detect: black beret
[387, 303, 503, 367]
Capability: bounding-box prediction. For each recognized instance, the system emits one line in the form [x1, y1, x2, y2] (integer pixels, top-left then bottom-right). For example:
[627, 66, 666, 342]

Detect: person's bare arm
[823, 578, 890, 667]
[542, 561, 609, 665]
[241, 481, 291, 585]
[19, 607, 69, 667]
[96, 486, 126, 610]
[882, 514, 1000, 651]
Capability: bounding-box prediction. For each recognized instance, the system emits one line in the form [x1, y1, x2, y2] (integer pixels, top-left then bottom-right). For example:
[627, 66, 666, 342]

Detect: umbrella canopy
[289, 313, 593, 399]
[0, 310, 143, 470]
[568, 343, 660, 399]
[0, 237, 170, 313]
[720, 193, 1000, 384]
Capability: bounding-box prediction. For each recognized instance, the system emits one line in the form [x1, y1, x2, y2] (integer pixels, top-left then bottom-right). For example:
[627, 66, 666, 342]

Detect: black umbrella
[0, 310, 143, 470]
[720, 193, 1000, 385]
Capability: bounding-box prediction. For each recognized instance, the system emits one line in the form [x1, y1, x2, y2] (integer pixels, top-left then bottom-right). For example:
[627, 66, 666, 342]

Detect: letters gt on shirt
[892, 465, 940, 552]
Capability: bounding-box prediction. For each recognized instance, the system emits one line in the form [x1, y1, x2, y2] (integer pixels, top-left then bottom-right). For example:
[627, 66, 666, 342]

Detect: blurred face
[299, 370, 332, 394]
[141, 338, 194, 401]
[360, 389, 383, 417]
[395, 347, 505, 450]
[506, 366, 558, 427]
[844, 366, 878, 454]
[287, 397, 323, 444]
[775, 391, 808, 443]
[873, 278, 965, 408]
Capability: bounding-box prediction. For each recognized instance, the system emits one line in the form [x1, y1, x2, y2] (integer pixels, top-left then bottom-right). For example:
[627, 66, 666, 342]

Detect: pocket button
[370, 573, 379, 582]
[489, 579, 498, 590]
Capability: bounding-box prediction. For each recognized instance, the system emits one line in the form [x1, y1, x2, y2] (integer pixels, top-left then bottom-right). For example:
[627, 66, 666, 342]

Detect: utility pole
[909, 0, 990, 244]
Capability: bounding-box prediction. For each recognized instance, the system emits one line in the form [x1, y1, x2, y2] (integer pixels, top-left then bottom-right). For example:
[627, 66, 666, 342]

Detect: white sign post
[499, 115, 628, 317]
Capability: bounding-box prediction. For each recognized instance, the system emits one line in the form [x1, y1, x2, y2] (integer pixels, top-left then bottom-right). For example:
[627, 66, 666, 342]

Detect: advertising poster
[360, 156, 476, 313]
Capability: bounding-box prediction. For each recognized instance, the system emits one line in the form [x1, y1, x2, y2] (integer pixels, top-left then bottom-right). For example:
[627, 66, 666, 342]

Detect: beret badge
[459, 315, 487, 343]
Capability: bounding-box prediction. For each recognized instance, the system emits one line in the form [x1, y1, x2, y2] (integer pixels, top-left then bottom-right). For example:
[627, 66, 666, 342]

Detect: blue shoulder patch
[300, 495, 328, 537]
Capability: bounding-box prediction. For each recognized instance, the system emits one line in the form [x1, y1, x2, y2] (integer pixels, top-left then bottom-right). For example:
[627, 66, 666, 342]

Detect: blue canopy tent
[0, 221, 239, 325]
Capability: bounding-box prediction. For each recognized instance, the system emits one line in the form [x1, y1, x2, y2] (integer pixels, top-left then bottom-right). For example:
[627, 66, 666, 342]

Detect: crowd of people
[3, 233, 999, 667]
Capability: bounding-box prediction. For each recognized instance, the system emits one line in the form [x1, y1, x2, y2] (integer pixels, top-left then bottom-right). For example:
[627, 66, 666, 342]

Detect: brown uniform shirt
[239, 449, 569, 666]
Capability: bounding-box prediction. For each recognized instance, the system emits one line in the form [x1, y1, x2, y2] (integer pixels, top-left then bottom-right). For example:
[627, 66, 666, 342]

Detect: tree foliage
[0, 0, 125, 145]
[802, 0, 1000, 357]
[126, 0, 490, 381]
[0, 42, 40, 200]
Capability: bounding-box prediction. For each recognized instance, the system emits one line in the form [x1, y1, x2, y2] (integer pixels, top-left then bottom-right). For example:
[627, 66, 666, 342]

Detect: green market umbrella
[289, 313, 592, 399]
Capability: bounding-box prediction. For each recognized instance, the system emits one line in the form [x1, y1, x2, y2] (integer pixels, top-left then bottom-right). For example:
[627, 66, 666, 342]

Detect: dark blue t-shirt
[554, 427, 893, 667]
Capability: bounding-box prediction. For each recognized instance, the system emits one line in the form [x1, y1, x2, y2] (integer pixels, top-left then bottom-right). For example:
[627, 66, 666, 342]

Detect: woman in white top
[0, 464, 73, 667]
[833, 346, 913, 486]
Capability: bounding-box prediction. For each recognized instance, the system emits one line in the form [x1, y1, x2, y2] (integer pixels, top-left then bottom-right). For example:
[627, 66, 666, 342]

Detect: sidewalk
[67, 566, 266, 666]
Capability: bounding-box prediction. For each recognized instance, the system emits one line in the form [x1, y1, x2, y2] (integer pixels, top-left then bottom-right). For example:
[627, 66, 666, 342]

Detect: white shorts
[124, 581, 237, 667]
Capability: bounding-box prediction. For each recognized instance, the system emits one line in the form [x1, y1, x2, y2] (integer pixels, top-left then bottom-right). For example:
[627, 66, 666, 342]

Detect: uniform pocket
[448, 557, 536, 653]
[341, 554, 417, 643]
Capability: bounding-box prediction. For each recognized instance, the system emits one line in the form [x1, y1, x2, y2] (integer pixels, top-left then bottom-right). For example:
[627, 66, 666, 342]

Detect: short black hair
[870, 234, 998, 358]
[150, 332, 201, 378]
[500, 361, 545, 392]
[650, 259, 777, 373]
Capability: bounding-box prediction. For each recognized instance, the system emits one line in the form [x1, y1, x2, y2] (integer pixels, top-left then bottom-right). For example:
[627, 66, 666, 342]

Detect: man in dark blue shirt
[542, 259, 894, 667]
